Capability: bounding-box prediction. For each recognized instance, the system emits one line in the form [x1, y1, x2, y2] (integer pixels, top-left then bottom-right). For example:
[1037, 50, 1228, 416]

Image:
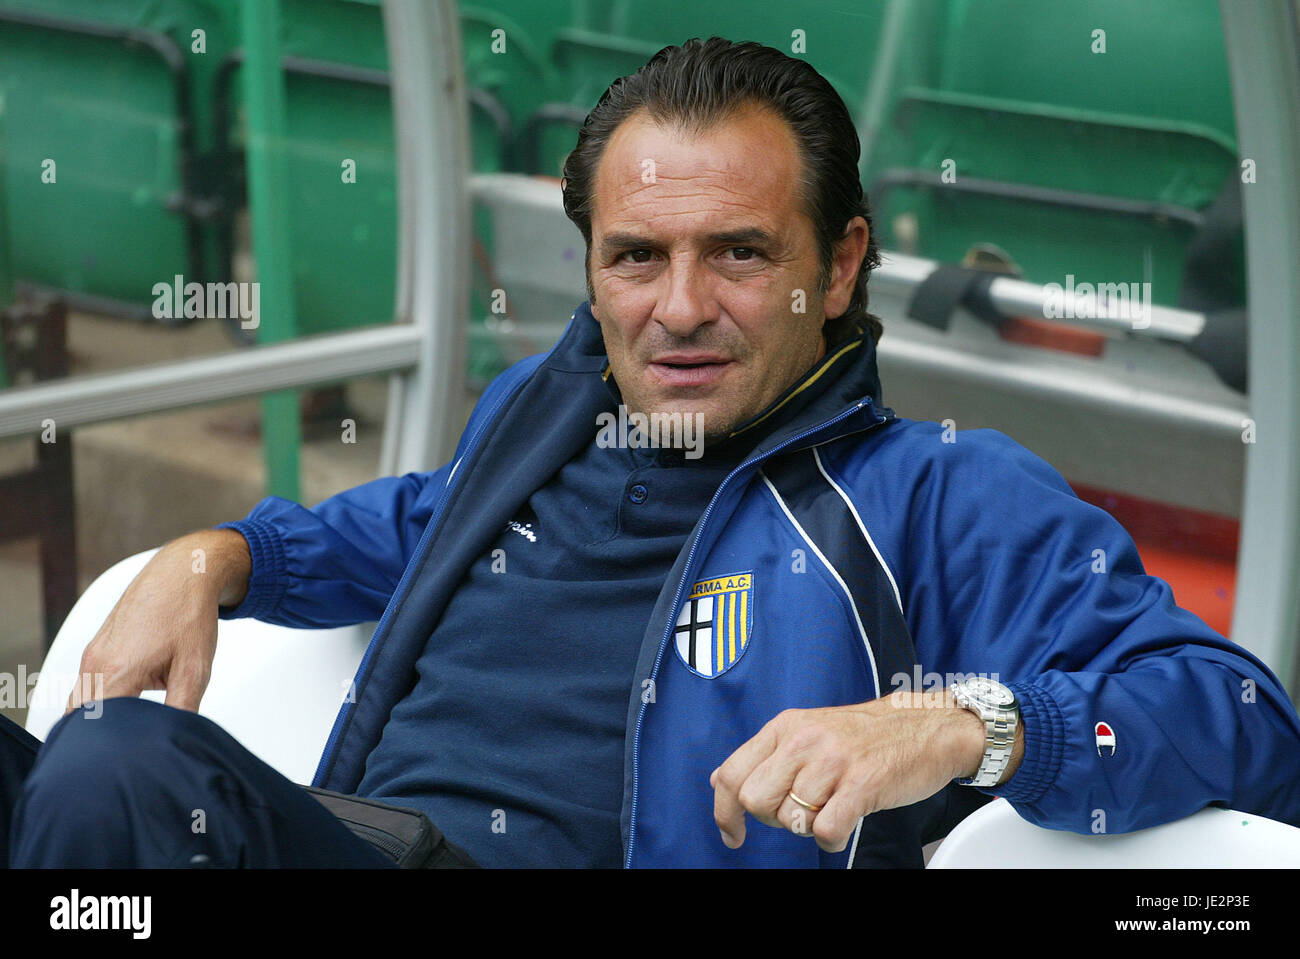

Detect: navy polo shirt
[358, 342, 855, 867]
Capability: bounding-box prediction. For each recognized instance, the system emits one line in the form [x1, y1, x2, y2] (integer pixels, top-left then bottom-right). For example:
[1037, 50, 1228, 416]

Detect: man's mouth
[647, 355, 732, 387]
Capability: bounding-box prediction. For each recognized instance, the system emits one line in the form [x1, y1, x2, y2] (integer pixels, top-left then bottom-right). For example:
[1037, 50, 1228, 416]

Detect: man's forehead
[590, 106, 805, 238]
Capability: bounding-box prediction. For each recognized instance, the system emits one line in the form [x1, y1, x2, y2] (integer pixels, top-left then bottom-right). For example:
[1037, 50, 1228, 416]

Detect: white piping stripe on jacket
[812, 446, 905, 617]
[846, 818, 864, 870]
[758, 470, 881, 699]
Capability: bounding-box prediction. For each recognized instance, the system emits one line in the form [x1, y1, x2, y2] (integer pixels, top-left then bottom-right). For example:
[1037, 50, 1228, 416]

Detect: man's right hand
[65, 529, 252, 715]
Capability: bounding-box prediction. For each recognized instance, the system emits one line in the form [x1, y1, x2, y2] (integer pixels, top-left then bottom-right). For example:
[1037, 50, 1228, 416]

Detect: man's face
[587, 106, 861, 441]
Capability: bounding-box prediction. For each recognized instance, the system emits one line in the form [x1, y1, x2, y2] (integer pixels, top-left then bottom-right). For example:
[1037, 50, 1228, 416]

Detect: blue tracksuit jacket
[223, 301, 1300, 867]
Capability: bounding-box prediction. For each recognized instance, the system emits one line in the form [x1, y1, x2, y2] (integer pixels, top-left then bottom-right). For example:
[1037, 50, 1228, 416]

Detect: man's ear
[823, 216, 869, 320]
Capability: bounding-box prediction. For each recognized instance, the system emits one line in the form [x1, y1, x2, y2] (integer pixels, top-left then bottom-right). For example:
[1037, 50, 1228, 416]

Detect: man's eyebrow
[598, 227, 776, 258]
[703, 227, 775, 247]
[599, 232, 656, 258]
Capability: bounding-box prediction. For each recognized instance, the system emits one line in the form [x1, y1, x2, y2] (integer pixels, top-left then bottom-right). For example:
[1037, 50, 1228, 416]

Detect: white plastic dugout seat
[928, 797, 1300, 868]
[24, 549, 372, 786]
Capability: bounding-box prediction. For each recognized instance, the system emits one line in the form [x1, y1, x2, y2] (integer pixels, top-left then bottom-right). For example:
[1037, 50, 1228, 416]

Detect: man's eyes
[615, 247, 762, 264]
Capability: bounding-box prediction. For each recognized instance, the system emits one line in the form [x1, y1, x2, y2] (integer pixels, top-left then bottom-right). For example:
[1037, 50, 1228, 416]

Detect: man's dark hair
[561, 36, 883, 345]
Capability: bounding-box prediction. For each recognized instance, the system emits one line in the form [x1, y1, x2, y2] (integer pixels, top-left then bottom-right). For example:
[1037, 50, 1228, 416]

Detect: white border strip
[846, 818, 865, 869]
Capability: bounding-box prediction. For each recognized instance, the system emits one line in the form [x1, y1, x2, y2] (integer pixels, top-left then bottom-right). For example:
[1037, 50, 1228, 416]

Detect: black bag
[305, 787, 479, 868]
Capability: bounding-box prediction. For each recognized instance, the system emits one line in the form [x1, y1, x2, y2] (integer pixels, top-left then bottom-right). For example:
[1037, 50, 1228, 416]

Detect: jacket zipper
[313, 379, 521, 787]
[623, 398, 892, 868]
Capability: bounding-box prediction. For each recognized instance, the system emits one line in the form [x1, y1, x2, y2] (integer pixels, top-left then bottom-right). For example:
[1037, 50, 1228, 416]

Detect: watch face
[966, 677, 1015, 707]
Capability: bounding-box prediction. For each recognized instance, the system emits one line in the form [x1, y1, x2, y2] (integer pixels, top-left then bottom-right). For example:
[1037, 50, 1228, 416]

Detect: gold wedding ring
[788, 790, 824, 813]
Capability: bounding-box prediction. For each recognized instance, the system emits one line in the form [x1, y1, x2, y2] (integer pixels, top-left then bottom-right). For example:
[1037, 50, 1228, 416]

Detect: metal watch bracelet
[950, 681, 1018, 788]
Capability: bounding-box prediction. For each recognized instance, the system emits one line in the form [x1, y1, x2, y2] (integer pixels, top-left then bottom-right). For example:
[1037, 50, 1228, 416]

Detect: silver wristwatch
[950, 677, 1019, 788]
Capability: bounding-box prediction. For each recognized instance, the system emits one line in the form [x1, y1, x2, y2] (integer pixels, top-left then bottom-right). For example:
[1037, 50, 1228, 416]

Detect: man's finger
[64, 673, 83, 715]
[734, 749, 807, 828]
[163, 684, 201, 712]
[162, 658, 208, 712]
[67, 615, 113, 715]
[711, 721, 781, 846]
[65, 665, 113, 716]
[809, 789, 865, 854]
[778, 794, 821, 839]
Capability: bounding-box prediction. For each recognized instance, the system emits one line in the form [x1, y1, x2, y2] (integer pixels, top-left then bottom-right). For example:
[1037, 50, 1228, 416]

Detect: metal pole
[0, 108, 13, 390]
[378, 0, 469, 475]
[240, 0, 301, 501]
[1221, 0, 1300, 697]
[857, 0, 913, 178]
[0, 325, 422, 439]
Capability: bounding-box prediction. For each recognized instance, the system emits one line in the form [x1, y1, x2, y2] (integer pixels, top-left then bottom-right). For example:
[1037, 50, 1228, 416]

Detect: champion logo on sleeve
[1095, 721, 1117, 757]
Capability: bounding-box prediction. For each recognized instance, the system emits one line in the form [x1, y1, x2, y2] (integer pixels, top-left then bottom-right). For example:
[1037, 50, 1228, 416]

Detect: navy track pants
[0, 697, 393, 868]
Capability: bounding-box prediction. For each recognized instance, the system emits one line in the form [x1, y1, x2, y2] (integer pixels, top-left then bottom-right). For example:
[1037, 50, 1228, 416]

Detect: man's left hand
[709, 689, 1021, 853]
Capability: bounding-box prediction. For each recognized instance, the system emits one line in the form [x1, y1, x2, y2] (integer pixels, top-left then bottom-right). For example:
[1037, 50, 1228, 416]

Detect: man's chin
[644, 403, 746, 448]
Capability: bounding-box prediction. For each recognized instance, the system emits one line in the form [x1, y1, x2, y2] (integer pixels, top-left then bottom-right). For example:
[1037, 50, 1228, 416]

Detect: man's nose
[652, 259, 716, 337]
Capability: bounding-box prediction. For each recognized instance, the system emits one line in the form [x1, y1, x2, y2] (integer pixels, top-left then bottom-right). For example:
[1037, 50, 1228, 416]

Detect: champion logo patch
[1095, 721, 1117, 757]
[674, 572, 753, 678]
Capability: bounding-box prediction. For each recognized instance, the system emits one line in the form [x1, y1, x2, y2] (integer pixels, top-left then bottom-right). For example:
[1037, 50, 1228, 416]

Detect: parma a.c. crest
[674, 571, 754, 678]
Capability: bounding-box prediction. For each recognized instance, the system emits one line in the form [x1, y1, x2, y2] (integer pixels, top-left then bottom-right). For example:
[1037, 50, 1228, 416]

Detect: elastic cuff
[982, 681, 1065, 806]
[214, 519, 288, 621]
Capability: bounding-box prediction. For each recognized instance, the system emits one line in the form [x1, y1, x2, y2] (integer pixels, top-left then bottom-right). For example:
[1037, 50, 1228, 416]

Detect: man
[4, 38, 1299, 868]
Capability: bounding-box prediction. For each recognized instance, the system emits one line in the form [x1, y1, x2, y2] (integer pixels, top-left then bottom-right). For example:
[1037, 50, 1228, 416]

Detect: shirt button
[628, 483, 648, 505]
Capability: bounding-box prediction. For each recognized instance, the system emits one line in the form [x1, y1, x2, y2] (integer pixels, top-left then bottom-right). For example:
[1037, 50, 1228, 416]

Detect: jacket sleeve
[898, 425, 1300, 833]
[214, 352, 546, 628]
[214, 466, 452, 628]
